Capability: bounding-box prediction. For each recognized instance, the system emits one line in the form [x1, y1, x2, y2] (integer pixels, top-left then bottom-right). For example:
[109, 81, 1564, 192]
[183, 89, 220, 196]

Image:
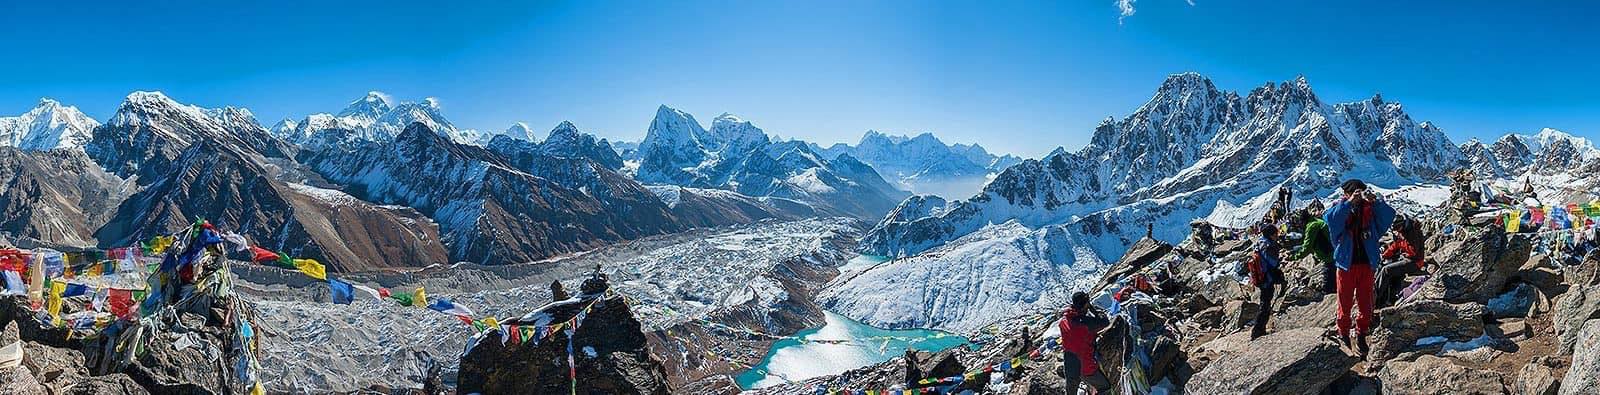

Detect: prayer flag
[39, 249, 64, 279]
[249, 247, 280, 264]
[351, 284, 382, 300]
[1507, 210, 1521, 232]
[1, 271, 24, 295]
[389, 291, 414, 307]
[91, 287, 107, 312]
[222, 232, 250, 253]
[47, 281, 65, 323]
[427, 297, 474, 318]
[328, 278, 354, 305]
[293, 259, 326, 280]
[63, 283, 89, 298]
[0, 249, 25, 273]
[413, 286, 428, 308]
[109, 289, 135, 319]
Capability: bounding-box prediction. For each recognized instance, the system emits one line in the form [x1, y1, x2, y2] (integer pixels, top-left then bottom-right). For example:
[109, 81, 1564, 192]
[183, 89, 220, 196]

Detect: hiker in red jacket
[1376, 219, 1426, 308]
[1059, 291, 1113, 393]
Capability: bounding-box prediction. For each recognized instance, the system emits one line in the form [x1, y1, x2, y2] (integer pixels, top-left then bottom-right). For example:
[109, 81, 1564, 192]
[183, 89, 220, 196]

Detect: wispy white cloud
[1117, 0, 1195, 25]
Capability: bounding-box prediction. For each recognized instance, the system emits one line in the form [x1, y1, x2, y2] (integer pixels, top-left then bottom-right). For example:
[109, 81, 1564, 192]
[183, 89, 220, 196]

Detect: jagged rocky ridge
[841, 72, 1600, 337]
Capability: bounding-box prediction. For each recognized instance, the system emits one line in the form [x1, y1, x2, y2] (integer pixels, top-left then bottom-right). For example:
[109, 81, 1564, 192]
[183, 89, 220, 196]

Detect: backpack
[1246, 251, 1266, 286]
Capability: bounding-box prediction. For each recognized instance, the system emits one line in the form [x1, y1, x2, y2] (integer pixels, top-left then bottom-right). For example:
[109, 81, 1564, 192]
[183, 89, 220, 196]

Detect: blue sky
[2, 1, 1596, 158]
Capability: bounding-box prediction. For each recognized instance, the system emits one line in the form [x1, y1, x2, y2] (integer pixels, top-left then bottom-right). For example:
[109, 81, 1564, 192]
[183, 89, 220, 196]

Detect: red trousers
[1336, 263, 1376, 337]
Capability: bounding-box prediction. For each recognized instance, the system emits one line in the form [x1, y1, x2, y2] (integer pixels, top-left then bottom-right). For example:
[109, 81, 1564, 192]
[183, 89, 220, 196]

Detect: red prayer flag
[109, 288, 135, 319]
[250, 247, 280, 263]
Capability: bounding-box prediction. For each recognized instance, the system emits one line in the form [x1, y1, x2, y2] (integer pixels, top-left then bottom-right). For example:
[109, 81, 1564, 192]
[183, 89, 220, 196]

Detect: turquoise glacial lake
[734, 310, 969, 389]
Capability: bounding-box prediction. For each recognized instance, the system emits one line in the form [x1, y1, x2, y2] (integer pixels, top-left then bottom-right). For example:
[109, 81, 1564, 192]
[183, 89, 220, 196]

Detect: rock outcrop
[1185, 327, 1356, 394]
[1378, 355, 1510, 394]
[457, 294, 670, 394]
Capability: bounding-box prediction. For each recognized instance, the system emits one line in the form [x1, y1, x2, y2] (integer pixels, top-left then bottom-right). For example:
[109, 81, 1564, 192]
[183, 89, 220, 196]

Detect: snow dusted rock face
[633, 105, 909, 219]
[0, 148, 129, 247]
[635, 105, 709, 185]
[86, 91, 292, 185]
[823, 220, 1104, 333]
[94, 139, 449, 271]
[864, 73, 1472, 264]
[0, 98, 99, 151]
[530, 121, 624, 169]
[817, 131, 1020, 198]
[302, 122, 685, 265]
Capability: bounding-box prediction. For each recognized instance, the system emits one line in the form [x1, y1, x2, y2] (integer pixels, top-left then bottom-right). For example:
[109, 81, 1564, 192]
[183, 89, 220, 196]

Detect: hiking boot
[1355, 335, 1371, 359]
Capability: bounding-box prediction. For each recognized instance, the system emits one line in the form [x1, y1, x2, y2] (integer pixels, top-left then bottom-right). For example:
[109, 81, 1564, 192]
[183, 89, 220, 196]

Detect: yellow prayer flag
[292, 259, 326, 280]
[47, 281, 65, 324]
[483, 316, 499, 329]
[251, 382, 265, 395]
[413, 286, 428, 308]
[1507, 210, 1521, 233]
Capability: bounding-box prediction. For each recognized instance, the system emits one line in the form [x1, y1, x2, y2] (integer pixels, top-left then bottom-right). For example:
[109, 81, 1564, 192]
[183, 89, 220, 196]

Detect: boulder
[1272, 294, 1338, 332]
[1185, 327, 1355, 395]
[22, 341, 89, 388]
[1518, 357, 1561, 395]
[1221, 300, 1259, 332]
[61, 374, 151, 395]
[1278, 255, 1332, 305]
[0, 365, 47, 395]
[1098, 237, 1172, 286]
[1564, 319, 1600, 395]
[1518, 254, 1568, 298]
[121, 316, 233, 394]
[457, 295, 670, 395]
[1554, 283, 1600, 354]
[1419, 226, 1532, 304]
[1562, 251, 1600, 287]
[1369, 300, 1487, 361]
[1377, 355, 1509, 394]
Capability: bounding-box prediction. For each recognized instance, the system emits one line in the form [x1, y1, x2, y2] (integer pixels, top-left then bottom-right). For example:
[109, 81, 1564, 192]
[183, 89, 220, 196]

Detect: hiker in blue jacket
[1247, 222, 1286, 339]
[1324, 179, 1396, 357]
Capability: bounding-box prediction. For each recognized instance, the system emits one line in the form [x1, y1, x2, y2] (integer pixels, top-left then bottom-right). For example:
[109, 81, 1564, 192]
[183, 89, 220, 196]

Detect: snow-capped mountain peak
[705, 112, 770, 153]
[336, 91, 393, 121]
[0, 98, 101, 151]
[108, 91, 212, 129]
[505, 122, 536, 142]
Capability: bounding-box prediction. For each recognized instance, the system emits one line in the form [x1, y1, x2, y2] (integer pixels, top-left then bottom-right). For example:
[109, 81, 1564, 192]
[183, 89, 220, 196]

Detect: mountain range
[833, 72, 1595, 330]
[0, 91, 929, 270]
[814, 131, 1021, 198]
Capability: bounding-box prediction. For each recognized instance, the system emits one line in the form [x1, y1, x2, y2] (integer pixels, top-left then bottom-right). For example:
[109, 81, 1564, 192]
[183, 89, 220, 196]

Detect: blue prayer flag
[329, 278, 355, 305]
[63, 283, 89, 297]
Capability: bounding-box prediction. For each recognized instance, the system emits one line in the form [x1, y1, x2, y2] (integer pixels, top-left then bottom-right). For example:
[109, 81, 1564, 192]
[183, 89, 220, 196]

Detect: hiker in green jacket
[1291, 199, 1336, 294]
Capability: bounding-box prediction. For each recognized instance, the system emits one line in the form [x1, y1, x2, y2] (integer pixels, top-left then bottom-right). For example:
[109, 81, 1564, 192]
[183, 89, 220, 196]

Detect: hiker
[1059, 291, 1113, 394]
[1247, 222, 1286, 339]
[1375, 221, 1425, 308]
[1275, 186, 1293, 223]
[1291, 200, 1335, 294]
[1190, 220, 1216, 248]
[1324, 179, 1396, 358]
